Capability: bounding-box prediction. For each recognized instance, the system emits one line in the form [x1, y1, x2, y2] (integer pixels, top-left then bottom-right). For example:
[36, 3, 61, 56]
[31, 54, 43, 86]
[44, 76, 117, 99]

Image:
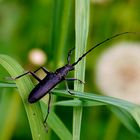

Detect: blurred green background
[0, 0, 140, 140]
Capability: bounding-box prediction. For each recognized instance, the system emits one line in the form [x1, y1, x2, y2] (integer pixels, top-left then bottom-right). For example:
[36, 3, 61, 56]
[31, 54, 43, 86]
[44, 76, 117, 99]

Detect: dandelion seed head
[96, 42, 140, 104]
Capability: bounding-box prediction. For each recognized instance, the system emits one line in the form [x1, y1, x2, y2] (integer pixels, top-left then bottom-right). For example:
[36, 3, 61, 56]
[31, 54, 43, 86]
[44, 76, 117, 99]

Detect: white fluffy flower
[96, 42, 140, 104]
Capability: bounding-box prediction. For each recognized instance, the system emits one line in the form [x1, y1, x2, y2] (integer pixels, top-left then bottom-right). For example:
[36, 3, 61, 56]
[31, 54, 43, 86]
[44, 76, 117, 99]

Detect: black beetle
[14, 32, 135, 123]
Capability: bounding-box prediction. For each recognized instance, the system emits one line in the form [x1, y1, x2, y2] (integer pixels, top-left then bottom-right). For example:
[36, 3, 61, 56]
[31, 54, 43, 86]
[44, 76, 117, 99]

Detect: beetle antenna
[72, 32, 137, 66]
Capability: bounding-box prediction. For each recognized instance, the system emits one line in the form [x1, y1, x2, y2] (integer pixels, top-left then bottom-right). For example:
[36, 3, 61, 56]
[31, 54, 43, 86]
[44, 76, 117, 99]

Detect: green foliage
[1, 54, 140, 139]
[0, 54, 48, 140]
[73, 1, 90, 140]
[1, 0, 140, 140]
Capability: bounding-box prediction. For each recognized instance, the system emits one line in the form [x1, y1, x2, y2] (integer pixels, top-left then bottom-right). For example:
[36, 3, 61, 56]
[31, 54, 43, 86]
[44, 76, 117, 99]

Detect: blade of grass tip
[73, 0, 90, 140]
[0, 54, 48, 140]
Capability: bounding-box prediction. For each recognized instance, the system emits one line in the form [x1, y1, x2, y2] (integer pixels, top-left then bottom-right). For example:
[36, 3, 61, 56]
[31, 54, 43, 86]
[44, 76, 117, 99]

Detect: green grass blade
[53, 89, 136, 110]
[52, 89, 140, 137]
[50, 0, 72, 67]
[0, 54, 48, 140]
[0, 55, 72, 140]
[0, 82, 16, 88]
[56, 0, 72, 66]
[54, 99, 105, 107]
[73, 0, 90, 140]
[110, 107, 140, 136]
[0, 91, 21, 140]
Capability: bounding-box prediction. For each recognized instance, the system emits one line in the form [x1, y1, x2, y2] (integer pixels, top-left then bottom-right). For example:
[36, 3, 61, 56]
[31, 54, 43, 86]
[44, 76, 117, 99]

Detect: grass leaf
[52, 89, 140, 137]
[73, 0, 90, 140]
[0, 82, 16, 88]
[0, 91, 21, 140]
[0, 54, 72, 140]
[0, 54, 48, 140]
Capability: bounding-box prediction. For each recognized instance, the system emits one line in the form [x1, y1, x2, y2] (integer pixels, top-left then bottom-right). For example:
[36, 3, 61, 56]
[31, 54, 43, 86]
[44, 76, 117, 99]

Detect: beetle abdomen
[28, 74, 63, 103]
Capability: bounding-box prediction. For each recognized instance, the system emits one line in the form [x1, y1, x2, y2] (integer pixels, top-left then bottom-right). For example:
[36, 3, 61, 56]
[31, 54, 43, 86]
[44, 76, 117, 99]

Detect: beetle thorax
[55, 64, 74, 77]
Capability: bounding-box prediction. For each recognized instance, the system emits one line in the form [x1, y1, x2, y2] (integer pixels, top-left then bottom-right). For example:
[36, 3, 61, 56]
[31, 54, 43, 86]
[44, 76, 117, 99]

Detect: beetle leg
[64, 80, 73, 95]
[14, 71, 42, 82]
[14, 67, 50, 80]
[65, 78, 85, 84]
[67, 47, 75, 64]
[44, 93, 51, 124]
